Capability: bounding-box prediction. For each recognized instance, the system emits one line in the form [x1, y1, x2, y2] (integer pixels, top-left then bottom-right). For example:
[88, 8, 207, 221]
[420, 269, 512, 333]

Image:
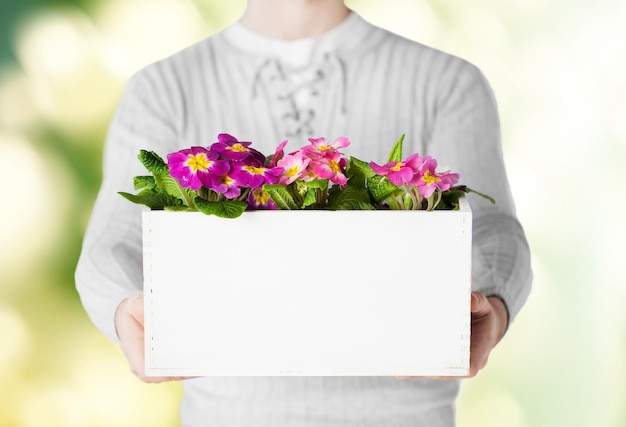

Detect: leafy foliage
[120, 133, 494, 218]
[194, 197, 247, 218]
[118, 191, 184, 210]
[263, 184, 299, 210]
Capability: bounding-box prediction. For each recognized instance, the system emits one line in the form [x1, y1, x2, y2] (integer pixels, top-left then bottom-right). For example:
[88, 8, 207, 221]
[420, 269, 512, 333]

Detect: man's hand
[115, 291, 191, 383]
[397, 291, 508, 380]
[466, 291, 508, 378]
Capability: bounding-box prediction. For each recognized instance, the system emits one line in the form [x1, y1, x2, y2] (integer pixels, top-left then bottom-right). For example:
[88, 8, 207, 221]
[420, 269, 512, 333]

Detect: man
[76, 1, 532, 425]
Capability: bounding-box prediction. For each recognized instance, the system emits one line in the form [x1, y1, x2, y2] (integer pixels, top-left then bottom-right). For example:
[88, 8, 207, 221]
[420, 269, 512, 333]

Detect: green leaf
[301, 188, 317, 208]
[133, 176, 156, 191]
[118, 191, 183, 210]
[164, 205, 194, 212]
[367, 175, 402, 204]
[438, 189, 466, 210]
[387, 134, 405, 163]
[194, 197, 247, 218]
[437, 186, 496, 210]
[346, 157, 375, 189]
[404, 193, 413, 210]
[328, 186, 373, 210]
[263, 184, 299, 210]
[155, 174, 196, 208]
[297, 179, 328, 191]
[347, 157, 375, 177]
[138, 150, 170, 177]
[464, 186, 496, 205]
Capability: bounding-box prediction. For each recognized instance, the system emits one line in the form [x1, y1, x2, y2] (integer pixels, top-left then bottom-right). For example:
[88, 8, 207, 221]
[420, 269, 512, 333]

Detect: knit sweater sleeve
[425, 58, 532, 324]
[75, 66, 179, 342]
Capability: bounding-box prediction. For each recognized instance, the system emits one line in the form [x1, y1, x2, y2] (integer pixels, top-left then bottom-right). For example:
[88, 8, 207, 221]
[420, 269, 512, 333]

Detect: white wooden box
[143, 198, 472, 377]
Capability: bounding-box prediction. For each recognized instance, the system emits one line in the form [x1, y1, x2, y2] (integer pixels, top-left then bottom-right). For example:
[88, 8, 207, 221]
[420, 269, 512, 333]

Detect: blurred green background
[1, 0, 624, 426]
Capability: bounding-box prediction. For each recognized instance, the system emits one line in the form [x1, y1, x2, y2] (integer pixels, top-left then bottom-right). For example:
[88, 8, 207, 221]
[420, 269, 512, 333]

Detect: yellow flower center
[390, 162, 404, 171]
[229, 143, 248, 153]
[252, 189, 270, 204]
[243, 165, 265, 175]
[184, 153, 210, 172]
[329, 160, 341, 174]
[421, 170, 441, 185]
[221, 175, 235, 186]
[286, 166, 299, 178]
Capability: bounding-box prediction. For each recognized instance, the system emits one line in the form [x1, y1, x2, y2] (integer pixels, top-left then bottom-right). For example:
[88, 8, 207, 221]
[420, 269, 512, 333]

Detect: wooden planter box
[143, 198, 472, 377]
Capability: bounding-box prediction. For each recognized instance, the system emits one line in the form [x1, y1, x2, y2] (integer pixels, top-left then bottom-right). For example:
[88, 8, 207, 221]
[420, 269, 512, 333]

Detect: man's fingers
[137, 374, 190, 384]
[470, 291, 489, 314]
[128, 292, 145, 324]
[395, 376, 457, 381]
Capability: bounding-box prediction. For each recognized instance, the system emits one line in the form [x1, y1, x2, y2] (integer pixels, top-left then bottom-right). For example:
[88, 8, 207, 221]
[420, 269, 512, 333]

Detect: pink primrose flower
[167, 146, 229, 190]
[277, 151, 311, 185]
[305, 136, 350, 155]
[212, 173, 243, 199]
[369, 160, 415, 186]
[230, 162, 283, 189]
[436, 170, 461, 191]
[247, 188, 278, 210]
[405, 153, 425, 173]
[411, 156, 441, 198]
[211, 134, 265, 165]
[309, 151, 348, 186]
[269, 140, 289, 168]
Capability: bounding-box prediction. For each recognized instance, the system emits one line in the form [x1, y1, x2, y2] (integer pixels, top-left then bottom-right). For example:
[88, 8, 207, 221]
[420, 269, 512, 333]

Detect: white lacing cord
[251, 53, 347, 138]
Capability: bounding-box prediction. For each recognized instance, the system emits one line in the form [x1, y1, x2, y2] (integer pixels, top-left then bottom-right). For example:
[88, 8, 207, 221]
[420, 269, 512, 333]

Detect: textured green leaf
[345, 157, 374, 190]
[133, 176, 156, 191]
[387, 134, 405, 163]
[301, 189, 317, 208]
[118, 191, 183, 210]
[367, 175, 402, 203]
[155, 174, 196, 207]
[194, 197, 247, 218]
[297, 179, 328, 191]
[164, 205, 194, 212]
[263, 184, 299, 210]
[138, 150, 169, 177]
[328, 186, 373, 210]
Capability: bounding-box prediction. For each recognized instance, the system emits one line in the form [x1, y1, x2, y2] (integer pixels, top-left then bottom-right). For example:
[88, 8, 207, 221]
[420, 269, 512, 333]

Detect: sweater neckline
[221, 12, 375, 68]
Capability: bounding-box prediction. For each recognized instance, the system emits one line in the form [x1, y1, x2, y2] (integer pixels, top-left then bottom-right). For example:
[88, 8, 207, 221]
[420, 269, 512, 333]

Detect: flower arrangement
[119, 133, 494, 218]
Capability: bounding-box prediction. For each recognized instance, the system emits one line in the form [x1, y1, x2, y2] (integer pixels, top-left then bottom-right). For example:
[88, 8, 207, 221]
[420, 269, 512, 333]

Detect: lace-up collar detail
[220, 12, 375, 143]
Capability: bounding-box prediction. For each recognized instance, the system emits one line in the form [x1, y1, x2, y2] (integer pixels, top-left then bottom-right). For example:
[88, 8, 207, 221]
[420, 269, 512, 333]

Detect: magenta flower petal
[217, 133, 238, 144]
[230, 163, 284, 188]
[212, 138, 265, 164]
[212, 173, 242, 199]
[167, 146, 221, 190]
[263, 167, 284, 184]
[247, 188, 277, 210]
[269, 140, 289, 167]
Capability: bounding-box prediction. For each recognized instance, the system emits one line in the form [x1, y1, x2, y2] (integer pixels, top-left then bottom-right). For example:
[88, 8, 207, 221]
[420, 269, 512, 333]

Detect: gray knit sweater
[76, 12, 532, 426]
